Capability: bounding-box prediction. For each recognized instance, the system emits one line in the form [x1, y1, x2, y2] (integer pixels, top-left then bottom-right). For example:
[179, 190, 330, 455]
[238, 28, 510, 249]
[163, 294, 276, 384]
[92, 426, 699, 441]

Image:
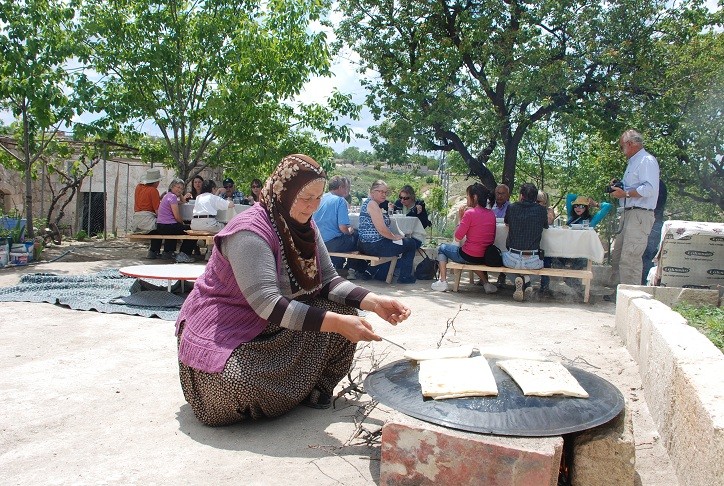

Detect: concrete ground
[0, 240, 679, 484]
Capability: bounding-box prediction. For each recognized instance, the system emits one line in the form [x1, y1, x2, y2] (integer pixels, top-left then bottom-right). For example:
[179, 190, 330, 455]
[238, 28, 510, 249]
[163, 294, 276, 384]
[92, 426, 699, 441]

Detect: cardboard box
[657, 221, 724, 289]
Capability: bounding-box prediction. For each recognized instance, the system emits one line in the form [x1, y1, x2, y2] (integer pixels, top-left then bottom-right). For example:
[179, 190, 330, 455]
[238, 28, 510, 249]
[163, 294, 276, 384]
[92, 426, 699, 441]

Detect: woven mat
[0, 269, 182, 321]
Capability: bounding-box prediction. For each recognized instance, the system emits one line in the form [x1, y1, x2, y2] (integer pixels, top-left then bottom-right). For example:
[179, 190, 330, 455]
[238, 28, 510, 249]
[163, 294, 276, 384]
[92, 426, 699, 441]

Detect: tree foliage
[79, 0, 359, 181]
[0, 0, 91, 237]
[336, 0, 662, 191]
[642, 2, 723, 212]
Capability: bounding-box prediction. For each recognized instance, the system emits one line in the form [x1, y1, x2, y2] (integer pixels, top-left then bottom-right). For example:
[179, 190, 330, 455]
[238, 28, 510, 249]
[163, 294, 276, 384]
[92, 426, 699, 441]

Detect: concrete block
[637, 302, 689, 432]
[648, 323, 724, 486]
[636, 305, 724, 485]
[571, 404, 636, 486]
[615, 288, 652, 358]
[651, 287, 720, 307]
[380, 413, 563, 486]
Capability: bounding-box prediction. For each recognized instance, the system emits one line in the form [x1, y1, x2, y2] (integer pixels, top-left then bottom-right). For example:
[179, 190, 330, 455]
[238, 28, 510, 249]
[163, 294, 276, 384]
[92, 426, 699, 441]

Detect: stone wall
[614, 286, 724, 485]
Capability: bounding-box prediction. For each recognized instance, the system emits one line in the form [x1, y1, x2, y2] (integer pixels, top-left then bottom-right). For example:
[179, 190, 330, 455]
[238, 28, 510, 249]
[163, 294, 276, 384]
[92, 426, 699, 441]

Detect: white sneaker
[346, 268, 357, 280]
[431, 280, 449, 292]
[513, 277, 524, 301]
[483, 282, 498, 294]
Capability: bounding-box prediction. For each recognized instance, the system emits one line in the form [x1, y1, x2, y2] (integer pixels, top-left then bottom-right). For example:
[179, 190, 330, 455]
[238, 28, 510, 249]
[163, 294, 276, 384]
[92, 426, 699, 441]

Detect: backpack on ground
[414, 249, 438, 280]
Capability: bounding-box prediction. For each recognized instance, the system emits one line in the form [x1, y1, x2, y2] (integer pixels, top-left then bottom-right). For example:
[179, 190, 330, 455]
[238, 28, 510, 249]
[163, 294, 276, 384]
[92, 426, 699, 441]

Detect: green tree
[336, 0, 661, 190]
[642, 3, 723, 213]
[80, 0, 358, 181]
[0, 0, 91, 238]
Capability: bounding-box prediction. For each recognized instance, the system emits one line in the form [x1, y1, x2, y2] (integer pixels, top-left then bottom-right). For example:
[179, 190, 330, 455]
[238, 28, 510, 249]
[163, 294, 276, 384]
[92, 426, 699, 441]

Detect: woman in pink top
[431, 183, 497, 293]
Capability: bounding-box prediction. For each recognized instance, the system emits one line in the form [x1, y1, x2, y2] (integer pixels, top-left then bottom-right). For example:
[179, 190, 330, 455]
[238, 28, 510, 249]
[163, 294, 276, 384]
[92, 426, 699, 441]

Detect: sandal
[302, 388, 332, 409]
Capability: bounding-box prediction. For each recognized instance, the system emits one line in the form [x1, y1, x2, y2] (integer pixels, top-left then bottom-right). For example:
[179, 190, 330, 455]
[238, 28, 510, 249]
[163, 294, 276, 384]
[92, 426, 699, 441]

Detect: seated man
[502, 183, 548, 302]
[312, 176, 366, 279]
[492, 183, 511, 287]
[217, 177, 246, 204]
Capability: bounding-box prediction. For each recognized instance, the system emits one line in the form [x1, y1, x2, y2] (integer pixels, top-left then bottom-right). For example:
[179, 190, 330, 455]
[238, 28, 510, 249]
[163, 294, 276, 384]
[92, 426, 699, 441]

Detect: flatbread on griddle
[418, 356, 498, 400]
[497, 359, 589, 398]
[404, 344, 475, 361]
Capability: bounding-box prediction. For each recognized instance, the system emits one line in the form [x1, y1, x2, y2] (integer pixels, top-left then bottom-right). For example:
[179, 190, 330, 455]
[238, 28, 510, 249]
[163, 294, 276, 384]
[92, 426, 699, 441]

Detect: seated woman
[358, 180, 421, 284]
[431, 183, 497, 293]
[550, 194, 613, 292]
[242, 178, 263, 205]
[188, 175, 204, 200]
[156, 178, 196, 263]
[175, 154, 410, 426]
[190, 180, 234, 234]
[393, 185, 431, 228]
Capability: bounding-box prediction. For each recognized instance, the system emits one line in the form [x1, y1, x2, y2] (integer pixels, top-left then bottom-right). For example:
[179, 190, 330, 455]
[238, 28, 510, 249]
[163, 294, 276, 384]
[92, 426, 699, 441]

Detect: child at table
[542, 194, 612, 295]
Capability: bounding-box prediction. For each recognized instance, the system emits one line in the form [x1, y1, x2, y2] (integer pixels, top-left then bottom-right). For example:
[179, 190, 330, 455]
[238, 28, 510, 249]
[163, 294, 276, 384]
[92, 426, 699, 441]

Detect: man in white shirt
[608, 129, 660, 288]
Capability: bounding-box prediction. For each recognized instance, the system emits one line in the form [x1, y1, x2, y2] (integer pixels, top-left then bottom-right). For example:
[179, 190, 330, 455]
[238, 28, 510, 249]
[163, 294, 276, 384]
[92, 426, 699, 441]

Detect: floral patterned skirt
[177, 298, 357, 426]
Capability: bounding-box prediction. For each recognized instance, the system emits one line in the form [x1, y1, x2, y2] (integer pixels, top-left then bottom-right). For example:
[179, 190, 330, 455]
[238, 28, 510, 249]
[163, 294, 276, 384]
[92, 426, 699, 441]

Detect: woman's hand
[361, 294, 411, 325]
[322, 314, 381, 343]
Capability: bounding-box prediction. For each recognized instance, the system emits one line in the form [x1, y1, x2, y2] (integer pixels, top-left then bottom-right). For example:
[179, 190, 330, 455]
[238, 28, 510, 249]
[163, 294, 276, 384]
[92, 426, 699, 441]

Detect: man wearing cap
[132, 168, 163, 258]
[502, 183, 548, 302]
[608, 129, 660, 289]
[217, 178, 245, 204]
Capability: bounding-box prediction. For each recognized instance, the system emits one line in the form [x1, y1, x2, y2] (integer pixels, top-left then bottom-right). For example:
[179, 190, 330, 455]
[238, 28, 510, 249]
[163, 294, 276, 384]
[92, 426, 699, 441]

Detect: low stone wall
[614, 286, 724, 486]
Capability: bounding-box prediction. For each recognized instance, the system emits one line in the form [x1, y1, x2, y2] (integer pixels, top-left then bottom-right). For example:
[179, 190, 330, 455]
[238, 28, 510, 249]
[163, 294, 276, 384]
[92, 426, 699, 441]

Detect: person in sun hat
[175, 154, 411, 426]
[544, 193, 614, 295]
[565, 194, 612, 227]
[217, 177, 245, 204]
[132, 168, 164, 258]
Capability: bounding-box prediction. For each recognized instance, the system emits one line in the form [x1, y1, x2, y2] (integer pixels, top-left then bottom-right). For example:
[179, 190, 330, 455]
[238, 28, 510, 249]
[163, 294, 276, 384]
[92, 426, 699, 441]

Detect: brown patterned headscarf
[260, 154, 327, 293]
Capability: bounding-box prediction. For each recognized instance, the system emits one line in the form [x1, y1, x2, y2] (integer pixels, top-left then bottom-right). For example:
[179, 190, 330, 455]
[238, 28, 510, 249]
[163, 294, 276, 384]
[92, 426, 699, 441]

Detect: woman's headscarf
[260, 154, 327, 292]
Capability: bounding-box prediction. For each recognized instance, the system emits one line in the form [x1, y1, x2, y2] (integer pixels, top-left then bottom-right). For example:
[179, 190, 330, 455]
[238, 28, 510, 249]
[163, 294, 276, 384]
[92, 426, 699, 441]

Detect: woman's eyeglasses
[251, 185, 261, 188]
[573, 204, 587, 209]
[399, 196, 411, 200]
[373, 189, 388, 195]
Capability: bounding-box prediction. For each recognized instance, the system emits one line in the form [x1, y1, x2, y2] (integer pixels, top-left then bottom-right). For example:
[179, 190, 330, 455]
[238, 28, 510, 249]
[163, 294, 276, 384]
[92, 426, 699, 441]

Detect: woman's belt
[192, 215, 215, 219]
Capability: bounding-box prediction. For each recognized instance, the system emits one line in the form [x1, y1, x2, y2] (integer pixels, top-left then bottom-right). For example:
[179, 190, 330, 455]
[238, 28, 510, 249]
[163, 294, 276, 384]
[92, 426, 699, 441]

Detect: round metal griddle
[364, 357, 624, 436]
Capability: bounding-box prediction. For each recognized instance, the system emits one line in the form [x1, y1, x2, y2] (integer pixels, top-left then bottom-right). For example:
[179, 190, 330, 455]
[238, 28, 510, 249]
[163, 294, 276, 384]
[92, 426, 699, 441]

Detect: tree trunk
[22, 107, 34, 239]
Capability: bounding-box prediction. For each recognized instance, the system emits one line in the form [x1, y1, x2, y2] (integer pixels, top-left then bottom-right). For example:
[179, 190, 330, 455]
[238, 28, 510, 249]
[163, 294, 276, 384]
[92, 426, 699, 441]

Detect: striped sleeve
[223, 231, 326, 331]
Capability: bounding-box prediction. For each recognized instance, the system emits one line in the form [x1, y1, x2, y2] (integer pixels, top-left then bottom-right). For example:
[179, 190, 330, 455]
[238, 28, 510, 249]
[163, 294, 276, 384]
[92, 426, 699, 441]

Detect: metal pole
[103, 144, 107, 240]
[87, 170, 92, 236]
[125, 164, 130, 234]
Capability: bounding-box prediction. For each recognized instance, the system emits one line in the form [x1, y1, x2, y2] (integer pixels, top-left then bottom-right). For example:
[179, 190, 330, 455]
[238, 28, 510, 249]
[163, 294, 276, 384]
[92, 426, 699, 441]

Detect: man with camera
[607, 129, 660, 292]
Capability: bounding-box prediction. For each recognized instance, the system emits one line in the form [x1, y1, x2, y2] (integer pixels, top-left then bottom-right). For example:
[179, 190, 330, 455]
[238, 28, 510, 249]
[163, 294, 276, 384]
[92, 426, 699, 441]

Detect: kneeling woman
[431, 183, 497, 293]
[175, 154, 411, 426]
[358, 180, 422, 283]
[190, 180, 234, 234]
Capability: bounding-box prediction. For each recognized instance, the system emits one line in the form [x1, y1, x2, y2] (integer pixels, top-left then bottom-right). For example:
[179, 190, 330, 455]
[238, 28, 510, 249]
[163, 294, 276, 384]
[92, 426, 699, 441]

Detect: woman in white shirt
[191, 180, 234, 233]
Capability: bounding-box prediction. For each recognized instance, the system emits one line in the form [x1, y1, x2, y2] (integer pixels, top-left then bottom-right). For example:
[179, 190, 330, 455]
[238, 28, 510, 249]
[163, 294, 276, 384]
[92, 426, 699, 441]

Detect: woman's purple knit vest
[175, 204, 281, 373]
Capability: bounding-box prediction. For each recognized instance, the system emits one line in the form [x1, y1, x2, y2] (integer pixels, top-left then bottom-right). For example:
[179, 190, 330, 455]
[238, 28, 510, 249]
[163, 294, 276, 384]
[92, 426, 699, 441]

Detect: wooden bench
[128, 232, 216, 249]
[446, 261, 593, 303]
[327, 251, 399, 284]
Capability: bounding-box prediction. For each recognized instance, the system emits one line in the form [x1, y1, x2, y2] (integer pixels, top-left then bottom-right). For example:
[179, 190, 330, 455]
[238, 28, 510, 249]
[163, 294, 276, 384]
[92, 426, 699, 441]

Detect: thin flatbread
[497, 359, 589, 398]
[404, 344, 475, 361]
[418, 356, 498, 400]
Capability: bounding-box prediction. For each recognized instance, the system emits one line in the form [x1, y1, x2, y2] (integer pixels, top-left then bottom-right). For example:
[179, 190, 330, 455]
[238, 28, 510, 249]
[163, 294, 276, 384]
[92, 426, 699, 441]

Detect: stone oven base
[380, 405, 635, 486]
